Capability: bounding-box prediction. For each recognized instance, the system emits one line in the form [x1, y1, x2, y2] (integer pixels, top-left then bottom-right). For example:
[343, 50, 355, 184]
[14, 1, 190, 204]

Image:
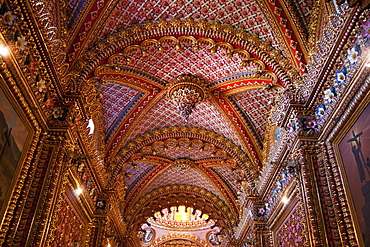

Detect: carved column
[324, 142, 358, 245]
[26, 131, 69, 246]
[0, 131, 44, 246]
[296, 140, 328, 247]
[317, 143, 345, 246]
[87, 217, 109, 247]
[234, 194, 270, 247]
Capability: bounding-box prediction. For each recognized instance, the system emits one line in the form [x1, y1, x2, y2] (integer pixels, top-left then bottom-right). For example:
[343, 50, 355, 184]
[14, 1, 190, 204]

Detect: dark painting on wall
[339, 102, 370, 246]
[0, 87, 27, 210]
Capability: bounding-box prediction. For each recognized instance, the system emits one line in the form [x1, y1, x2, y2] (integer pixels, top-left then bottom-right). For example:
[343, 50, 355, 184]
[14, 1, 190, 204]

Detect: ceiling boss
[167, 74, 207, 121]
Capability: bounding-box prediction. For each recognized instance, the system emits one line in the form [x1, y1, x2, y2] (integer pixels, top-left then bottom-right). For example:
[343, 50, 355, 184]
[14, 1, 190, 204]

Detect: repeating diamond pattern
[142, 166, 226, 200]
[231, 88, 276, 140]
[126, 98, 244, 150]
[124, 161, 156, 194]
[124, 45, 260, 84]
[97, 82, 141, 131]
[211, 166, 244, 193]
[100, 0, 277, 46]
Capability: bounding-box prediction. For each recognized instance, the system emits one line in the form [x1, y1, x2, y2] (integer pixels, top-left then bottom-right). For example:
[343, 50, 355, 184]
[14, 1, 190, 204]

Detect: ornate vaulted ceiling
[38, 0, 320, 241]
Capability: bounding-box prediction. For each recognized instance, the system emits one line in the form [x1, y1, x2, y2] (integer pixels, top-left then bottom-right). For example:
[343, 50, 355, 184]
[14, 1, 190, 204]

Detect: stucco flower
[37, 79, 46, 92]
[281, 172, 288, 182]
[257, 207, 266, 217]
[16, 36, 27, 51]
[52, 107, 64, 119]
[3, 11, 16, 27]
[315, 105, 326, 119]
[96, 200, 106, 209]
[335, 70, 346, 84]
[347, 45, 360, 64]
[324, 86, 336, 104]
[303, 117, 317, 130]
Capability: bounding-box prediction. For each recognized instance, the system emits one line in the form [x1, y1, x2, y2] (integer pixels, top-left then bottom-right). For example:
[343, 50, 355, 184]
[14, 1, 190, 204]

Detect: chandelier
[167, 74, 206, 121]
[146, 206, 215, 230]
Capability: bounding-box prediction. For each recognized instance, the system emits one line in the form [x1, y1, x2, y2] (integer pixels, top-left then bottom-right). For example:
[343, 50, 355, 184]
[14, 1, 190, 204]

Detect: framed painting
[337, 99, 370, 246]
[0, 83, 30, 216]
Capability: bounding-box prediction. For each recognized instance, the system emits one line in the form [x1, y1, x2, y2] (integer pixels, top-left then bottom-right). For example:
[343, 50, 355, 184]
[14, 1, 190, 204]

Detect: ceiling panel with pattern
[51, 0, 319, 240]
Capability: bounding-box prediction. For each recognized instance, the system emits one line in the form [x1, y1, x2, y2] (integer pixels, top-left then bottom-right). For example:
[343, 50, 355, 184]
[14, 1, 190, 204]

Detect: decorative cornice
[150, 233, 210, 247]
[98, 35, 277, 84]
[125, 184, 236, 233]
[67, 19, 300, 93]
[108, 126, 258, 188]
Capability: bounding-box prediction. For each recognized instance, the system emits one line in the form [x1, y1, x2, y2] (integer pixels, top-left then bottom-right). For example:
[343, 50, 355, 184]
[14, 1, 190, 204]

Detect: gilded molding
[303, 6, 357, 105]
[295, 141, 327, 246]
[0, 47, 42, 245]
[108, 126, 258, 189]
[325, 142, 358, 245]
[98, 35, 276, 84]
[317, 143, 343, 245]
[21, 132, 68, 246]
[76, 81, 109, 186]
[307, 0, 325, 51]
[69, 19, 299, 92]
[125, 184, 236, 234]
[150, 233, 210, 247]
[27, 0, 67, 69]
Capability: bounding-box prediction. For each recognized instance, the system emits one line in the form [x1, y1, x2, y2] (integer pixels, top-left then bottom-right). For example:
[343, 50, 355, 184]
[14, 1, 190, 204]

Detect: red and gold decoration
[167, 74, 207, 121]
[0, 0, 369, 246]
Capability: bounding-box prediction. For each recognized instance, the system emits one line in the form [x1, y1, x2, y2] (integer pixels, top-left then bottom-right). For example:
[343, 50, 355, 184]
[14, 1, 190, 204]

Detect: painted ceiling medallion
[167, 74, 207, 121]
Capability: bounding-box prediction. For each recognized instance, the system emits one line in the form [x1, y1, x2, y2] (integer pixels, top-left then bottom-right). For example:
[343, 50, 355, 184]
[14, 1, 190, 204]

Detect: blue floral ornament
[281, 172, 288, 182]
[335, 70, 346, 84]
[324, 86, 337, 104]
[275, 185, 282, 193]
[347, 44, 361, 64]
[315, 105, 326, 119]
[354, 43, 361, 54]
[3, 11, 17, 27]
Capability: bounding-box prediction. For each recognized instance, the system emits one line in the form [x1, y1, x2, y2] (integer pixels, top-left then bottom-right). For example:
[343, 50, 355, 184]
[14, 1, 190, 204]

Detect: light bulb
[75, 187, 83, 196]
[0, 45, 9, 56]
[282, 196, 289, 204]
